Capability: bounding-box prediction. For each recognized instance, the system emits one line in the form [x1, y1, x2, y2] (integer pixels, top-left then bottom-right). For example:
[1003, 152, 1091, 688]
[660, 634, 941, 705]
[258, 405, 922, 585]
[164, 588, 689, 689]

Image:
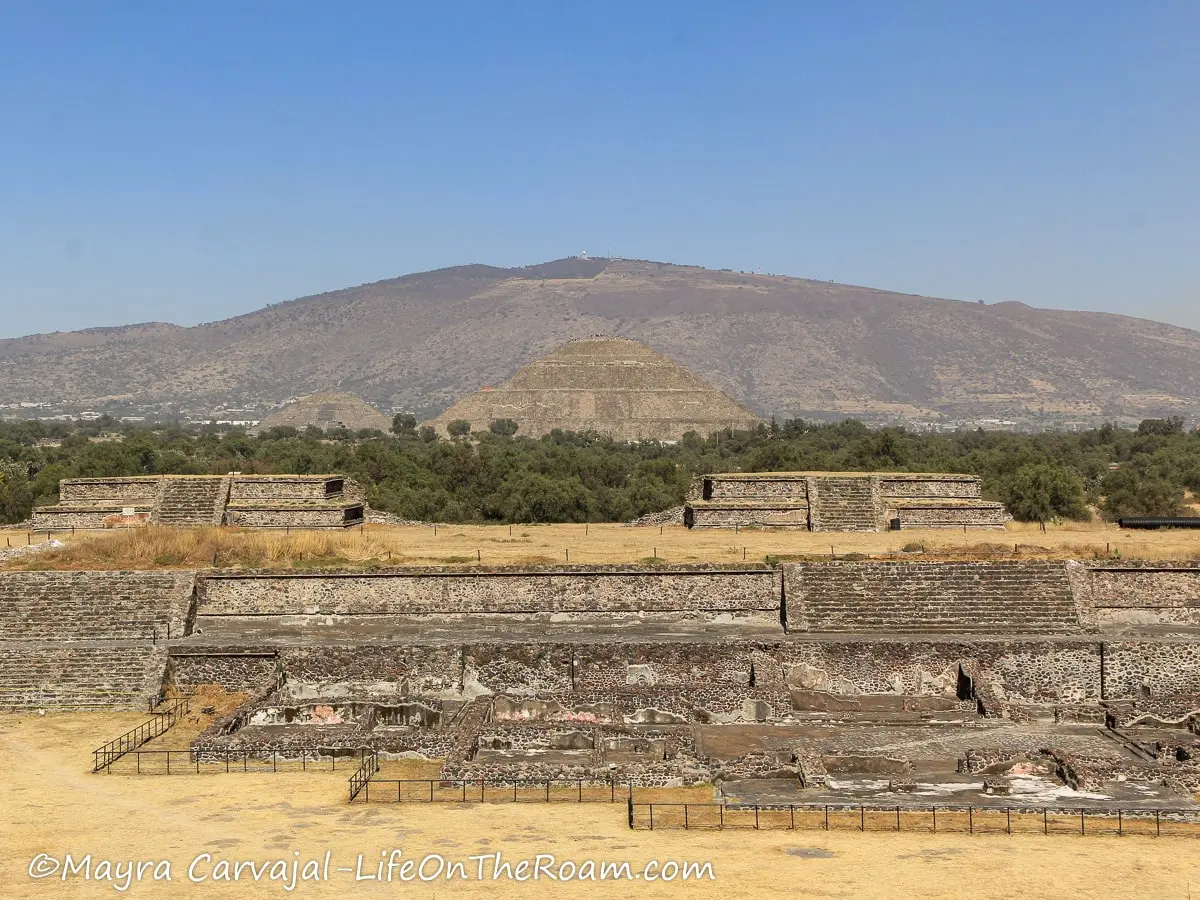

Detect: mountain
[427, 336, 764, 441]
[2, 257, 1200, 425]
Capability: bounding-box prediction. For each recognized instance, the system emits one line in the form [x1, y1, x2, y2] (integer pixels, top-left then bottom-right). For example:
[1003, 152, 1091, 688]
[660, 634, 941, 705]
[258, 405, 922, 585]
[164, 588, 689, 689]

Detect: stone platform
[30, 474, 366, 530]
[5, 560, 1198, 804]
[685, 472, 1011, 531]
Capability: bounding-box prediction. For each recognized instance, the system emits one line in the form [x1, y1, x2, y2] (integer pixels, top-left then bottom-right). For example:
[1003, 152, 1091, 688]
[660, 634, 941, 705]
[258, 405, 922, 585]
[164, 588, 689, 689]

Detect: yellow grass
[3, 712, 1200, 898]
[1, 520, 1197, 571]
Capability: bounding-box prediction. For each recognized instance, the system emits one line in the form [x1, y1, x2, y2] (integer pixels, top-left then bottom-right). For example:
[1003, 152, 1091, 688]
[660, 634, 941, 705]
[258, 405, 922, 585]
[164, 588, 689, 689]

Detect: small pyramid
[260, 392, 391, 433]
[426, 337, 763, 441]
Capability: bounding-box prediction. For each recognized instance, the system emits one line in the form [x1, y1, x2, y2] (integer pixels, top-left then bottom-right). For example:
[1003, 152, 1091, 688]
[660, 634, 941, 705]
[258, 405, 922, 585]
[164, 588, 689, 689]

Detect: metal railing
[349, 776, 635, 804]
[100, 746, 371, 775]
[91, 697, 190, 772]
[348, 751, 380, 801]
[627, 801, 1200, 837]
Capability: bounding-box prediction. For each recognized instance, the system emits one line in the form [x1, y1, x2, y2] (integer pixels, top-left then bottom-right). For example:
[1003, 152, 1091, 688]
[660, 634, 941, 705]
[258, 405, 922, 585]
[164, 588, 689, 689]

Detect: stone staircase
[0, 572, 192, 641]
[151, 476, 230, 526]
[810, 477, 882, 532]
[0, 572, 191, 709]
[0, 645, 166, 709]
[791, 561, 1081, 634]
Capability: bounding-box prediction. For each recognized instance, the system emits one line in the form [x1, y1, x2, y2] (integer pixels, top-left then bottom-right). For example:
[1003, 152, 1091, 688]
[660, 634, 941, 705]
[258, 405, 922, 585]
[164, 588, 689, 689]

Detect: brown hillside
[2, 258, 1200, 423]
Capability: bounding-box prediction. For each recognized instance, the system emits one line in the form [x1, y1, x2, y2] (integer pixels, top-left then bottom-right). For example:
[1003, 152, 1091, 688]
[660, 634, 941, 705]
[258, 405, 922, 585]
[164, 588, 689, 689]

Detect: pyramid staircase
[810, 477, 882, 532]
[792, 561, 1081, 634]
[150, 477, 230, 526]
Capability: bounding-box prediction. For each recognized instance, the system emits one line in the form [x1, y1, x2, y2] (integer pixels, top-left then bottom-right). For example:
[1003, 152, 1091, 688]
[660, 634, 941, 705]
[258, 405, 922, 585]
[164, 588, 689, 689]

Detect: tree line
[0, 414, 1196, 525]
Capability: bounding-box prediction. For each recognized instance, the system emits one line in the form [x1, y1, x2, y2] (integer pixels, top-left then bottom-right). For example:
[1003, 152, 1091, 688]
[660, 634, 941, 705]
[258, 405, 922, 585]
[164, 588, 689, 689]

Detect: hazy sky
[1, 2, 1197, 338]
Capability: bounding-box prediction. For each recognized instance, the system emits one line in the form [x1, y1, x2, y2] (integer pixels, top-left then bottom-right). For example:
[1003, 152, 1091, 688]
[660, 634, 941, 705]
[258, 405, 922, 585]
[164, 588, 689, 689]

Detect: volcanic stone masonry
[684, 471, 1011, 531]
[426, 336, 764, 442]
[9, 561, 1200, 801]
[29, 474, 365, 530]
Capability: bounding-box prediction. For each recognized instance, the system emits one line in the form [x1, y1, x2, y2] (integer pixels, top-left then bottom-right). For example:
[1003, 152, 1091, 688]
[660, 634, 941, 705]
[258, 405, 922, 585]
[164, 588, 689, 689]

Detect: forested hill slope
[3, 257, 1199, 423]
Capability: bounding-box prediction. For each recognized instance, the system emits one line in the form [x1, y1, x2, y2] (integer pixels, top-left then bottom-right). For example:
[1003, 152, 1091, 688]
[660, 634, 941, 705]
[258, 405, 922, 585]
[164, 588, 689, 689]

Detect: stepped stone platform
[0, 643, 168, 709]
[8, 560, 1199, 800]
[426, 337, 764, 442]
[0, 570, 190, 709]
[257, 392, 391, 434]
[685, 471, 1011, 531]
[30, 474, 366, 530]
[785, 561, 1083, 634]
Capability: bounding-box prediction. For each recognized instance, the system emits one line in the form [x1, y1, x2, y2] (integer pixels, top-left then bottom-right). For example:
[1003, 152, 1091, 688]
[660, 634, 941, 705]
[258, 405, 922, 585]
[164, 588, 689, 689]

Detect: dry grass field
[1, 520, 1198, 571]
[2, 712, 1200, 899]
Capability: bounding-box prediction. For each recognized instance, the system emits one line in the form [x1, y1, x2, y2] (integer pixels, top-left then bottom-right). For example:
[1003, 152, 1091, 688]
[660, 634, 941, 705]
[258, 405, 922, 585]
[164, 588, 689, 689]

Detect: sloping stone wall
[878, 476, 982, 498]
[783, 561, 1080, 634]
[690, 473, 1008, 531]
[58, 478, 161, 503]
[197, 566, 780, 617]
[1086, 564, 1200, 628]
[36, 475, 367, 530]
[0, 571, 195, 640]
[228, 476, 345, 501]
[0, 645, 167, 709]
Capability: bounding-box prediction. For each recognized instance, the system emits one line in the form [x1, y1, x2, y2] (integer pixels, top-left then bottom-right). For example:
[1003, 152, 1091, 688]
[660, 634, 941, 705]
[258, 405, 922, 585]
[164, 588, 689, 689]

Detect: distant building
[425, 336, 763, 441]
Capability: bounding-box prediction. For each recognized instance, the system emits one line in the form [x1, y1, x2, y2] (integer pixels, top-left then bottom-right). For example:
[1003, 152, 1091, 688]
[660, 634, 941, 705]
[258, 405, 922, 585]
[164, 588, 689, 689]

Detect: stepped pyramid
[259, 392, 391, 433]
[426, 337, 763, 441]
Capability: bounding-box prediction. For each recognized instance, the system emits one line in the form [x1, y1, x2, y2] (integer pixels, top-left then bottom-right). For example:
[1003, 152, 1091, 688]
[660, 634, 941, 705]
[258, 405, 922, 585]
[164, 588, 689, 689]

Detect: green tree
[0, 464, 33, 524]
[488, 419, 519, 437]
[1136, 417, 1185, 437]
[391, 413, 417, 436]
[1001, 463, 1088, 523]
[447, 420, 471, 439]
[1100, 468, 1185, 519]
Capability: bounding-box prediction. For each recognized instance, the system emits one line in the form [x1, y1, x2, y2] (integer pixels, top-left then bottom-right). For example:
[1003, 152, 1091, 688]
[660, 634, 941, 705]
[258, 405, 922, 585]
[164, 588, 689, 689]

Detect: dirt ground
[3, 713, 1200, 899]
[2, 519, 1198, 571]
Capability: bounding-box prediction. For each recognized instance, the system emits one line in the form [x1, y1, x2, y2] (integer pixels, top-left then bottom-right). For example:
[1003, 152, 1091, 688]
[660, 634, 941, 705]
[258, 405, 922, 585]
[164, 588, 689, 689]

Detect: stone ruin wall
[705, 473, 984, 502]
[691, 473, 1007, 531]
[705, 478, 809, 500]
[1101, 641, 1200, 698]
[1085, 563, 1200, 628]
[775, 639, 1102, 705]
[2, 562, 1199, 710]
[171, 638, 1117, 708]
[878, 476, 982, 499]
[34, 475, 366, 531]
[685, 505, 810, 528]
[31, 508, 149, 530]
[891, 505, 1008, 528]
[0, 645, 169, 709]
[196, 567, 781, 618]
[57, 478, 161, 503]
[0, 570, 196, 641]
[168, 651, 280, 693]
[228, 477, 345, 501]
[223, 507, 361, 529]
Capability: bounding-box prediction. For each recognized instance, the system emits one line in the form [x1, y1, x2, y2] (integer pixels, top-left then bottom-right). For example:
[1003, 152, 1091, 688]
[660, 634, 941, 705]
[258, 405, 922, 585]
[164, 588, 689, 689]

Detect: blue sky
[1, 1, 1197, 337]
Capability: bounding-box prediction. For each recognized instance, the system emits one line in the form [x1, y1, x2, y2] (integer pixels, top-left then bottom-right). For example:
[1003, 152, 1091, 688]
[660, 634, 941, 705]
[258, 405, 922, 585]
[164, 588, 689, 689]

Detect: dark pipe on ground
[1117, 517, 1200, 530]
